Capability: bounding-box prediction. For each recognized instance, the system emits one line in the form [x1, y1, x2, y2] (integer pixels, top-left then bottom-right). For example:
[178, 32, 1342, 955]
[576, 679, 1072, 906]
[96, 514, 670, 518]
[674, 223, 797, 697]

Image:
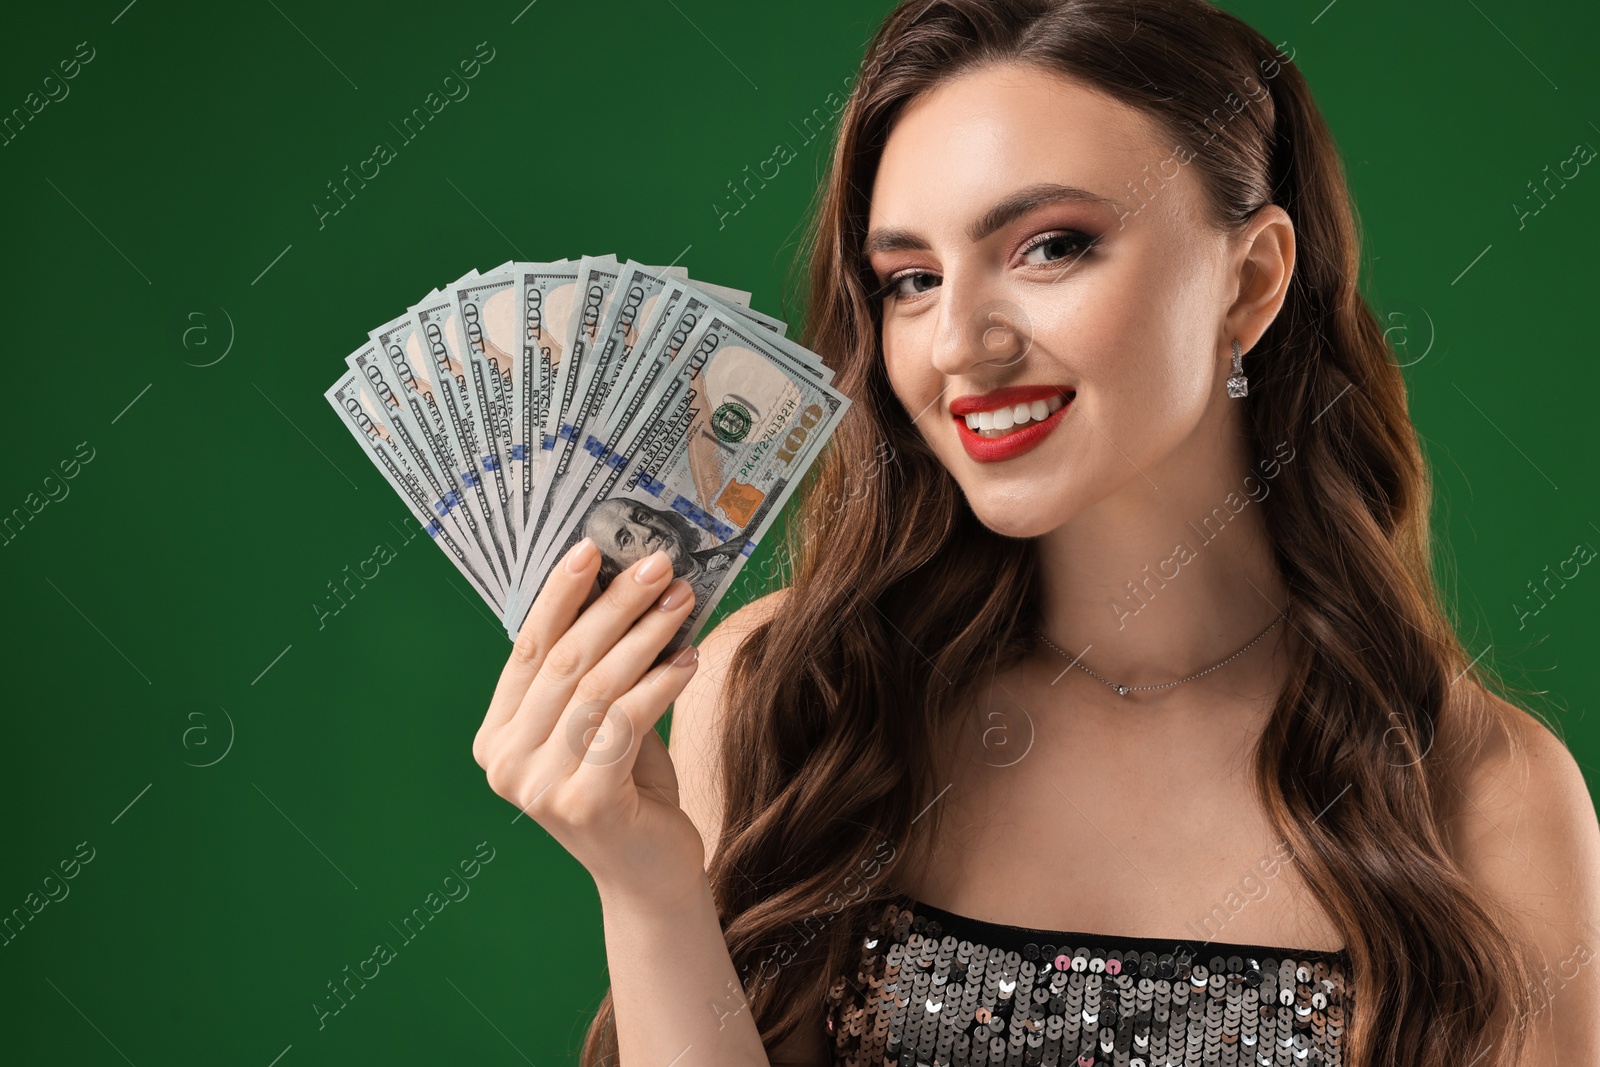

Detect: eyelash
[1019, 228, 1100, 265]
[869, 228, 1101, 303]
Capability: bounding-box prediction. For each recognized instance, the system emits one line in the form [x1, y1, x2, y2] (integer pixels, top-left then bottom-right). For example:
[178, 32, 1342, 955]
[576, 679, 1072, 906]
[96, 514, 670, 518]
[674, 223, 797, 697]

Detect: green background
[1, 0, 1594, 1062]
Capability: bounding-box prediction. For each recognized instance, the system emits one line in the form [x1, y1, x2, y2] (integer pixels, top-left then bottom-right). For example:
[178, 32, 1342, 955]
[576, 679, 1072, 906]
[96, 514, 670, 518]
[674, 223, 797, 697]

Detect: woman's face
[867, 61, 1271, 538]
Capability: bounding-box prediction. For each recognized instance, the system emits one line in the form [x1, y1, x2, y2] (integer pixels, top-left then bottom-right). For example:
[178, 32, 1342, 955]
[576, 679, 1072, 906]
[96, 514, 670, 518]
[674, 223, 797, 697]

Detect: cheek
[881, 321, 938, 411]
[1047, 255, 1210, 415]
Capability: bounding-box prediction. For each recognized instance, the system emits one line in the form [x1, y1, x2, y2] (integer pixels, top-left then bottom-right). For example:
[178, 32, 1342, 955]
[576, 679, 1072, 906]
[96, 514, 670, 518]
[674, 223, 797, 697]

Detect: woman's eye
[1021, 230, 1098, 267]
[882, 271, 941, 301]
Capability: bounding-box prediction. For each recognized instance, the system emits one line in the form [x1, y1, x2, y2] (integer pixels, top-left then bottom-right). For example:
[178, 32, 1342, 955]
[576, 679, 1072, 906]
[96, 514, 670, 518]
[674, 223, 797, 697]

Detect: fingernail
[656, 579, 692, 612]
[634, 549, 670, 584]
[672, 645, 699, 667]
[565, 537, 597, 574]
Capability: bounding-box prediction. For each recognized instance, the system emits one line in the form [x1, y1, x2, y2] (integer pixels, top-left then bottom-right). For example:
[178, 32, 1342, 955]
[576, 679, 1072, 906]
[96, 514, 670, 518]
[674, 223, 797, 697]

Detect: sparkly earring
[1226, 339, 1249, 398]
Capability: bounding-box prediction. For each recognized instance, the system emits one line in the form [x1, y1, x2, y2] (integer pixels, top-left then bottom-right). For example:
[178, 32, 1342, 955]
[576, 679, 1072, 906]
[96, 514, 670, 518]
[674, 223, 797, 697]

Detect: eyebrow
[862, 182, 1122, 256]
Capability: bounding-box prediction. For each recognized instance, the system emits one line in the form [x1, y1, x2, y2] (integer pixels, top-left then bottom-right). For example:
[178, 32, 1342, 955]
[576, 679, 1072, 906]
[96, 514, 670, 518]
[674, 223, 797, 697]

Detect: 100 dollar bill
[523, 277, 790, 582]
[349, 329, 504, 586]
[326, 369, 505, 610]
[450, 270, 522, 547]
[507, 306, 851, 649]
[413, 290, 520, 570]
[523, 256, 620, 562]
[515, 262, 579, 534]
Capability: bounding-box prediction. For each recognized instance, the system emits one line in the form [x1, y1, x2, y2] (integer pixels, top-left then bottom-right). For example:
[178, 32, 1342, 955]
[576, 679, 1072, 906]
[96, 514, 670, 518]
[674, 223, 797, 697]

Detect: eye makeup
[866, 224, 1102, 305]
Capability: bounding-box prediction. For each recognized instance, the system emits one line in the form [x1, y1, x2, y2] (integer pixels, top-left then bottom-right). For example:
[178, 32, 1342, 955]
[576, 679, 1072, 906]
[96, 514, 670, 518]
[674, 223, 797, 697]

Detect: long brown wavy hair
[581, 1, 1546, 1064]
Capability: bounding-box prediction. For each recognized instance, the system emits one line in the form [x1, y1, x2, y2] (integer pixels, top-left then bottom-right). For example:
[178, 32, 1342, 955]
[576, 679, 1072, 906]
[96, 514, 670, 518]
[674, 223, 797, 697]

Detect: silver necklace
[1034, 613, 1285, 697]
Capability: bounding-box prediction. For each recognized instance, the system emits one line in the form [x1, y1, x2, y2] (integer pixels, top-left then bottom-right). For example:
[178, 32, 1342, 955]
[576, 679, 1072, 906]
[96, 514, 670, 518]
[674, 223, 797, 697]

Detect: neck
[1033, 447, 1290, 691]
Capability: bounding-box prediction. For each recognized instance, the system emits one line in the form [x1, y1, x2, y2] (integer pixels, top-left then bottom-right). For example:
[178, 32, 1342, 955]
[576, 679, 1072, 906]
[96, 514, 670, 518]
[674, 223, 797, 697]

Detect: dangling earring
[1227, 339, 1249, 398]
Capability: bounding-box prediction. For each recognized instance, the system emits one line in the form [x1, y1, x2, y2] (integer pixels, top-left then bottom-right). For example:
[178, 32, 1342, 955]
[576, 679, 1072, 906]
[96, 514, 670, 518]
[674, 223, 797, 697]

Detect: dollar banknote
[515, 262, 581, 533]
[515, 261, 686, 584]
[369, 299, 515, 585]
[519, 275, 794, 589]
[326, 367, 505, 609]
[449, 270, 522, 540]
[326, 256, 852, 649]
[344, 340, 505, 592]
[524, 255, 621, 559]
[507, 303, 850, 649]
[412, 289, 520, 568]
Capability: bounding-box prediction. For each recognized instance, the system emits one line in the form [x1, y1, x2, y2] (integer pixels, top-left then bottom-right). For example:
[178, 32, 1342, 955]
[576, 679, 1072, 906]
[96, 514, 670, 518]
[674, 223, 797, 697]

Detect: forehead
[868, 61, 1182, 228]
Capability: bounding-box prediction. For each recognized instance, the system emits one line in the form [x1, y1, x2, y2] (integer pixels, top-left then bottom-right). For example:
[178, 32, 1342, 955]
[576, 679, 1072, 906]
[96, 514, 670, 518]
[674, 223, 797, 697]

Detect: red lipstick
[950, 385, 1074, 463]
[949, 384, 1073, 416]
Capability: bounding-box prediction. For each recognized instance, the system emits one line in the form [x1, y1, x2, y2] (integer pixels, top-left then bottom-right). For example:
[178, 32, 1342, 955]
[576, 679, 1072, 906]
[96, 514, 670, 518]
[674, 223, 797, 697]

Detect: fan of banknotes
[324, 255, 850, 651]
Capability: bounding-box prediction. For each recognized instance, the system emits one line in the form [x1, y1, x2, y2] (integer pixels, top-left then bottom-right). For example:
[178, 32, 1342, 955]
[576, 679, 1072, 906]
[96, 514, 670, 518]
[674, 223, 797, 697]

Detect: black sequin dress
[826, 896, 1350, 1067]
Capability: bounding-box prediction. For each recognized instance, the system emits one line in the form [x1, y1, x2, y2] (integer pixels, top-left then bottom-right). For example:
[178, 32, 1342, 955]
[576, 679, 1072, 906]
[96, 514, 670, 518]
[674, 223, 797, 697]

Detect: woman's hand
[474, 536, 706, 905]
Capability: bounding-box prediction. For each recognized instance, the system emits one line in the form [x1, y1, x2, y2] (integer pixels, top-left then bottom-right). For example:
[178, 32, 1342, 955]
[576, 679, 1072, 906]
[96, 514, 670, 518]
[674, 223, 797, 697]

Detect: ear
[1223, 204, 1295, 357]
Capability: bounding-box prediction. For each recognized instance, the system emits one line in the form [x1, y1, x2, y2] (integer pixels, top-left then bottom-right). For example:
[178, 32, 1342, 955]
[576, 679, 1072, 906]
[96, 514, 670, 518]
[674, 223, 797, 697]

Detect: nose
[928, 273, 1033, 378]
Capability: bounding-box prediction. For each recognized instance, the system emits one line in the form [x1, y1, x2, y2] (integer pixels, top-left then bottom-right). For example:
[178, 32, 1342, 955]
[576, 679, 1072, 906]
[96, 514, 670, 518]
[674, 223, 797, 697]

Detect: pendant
[1114, 684, 1130, 696]
[1226, 375, 1249, 398]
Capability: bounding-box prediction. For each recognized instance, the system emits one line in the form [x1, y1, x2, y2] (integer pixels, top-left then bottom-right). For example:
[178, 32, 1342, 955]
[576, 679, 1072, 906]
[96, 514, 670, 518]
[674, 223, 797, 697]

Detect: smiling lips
[949, 384, 1075, 462]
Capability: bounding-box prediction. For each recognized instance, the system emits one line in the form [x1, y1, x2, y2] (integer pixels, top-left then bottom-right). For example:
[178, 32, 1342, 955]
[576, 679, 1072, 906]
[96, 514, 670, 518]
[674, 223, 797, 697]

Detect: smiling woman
[466, 1, 1600, 1066]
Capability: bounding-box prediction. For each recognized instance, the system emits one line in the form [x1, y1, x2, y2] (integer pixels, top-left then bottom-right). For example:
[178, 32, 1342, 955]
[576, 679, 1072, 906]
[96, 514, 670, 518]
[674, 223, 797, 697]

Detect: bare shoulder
[667, 588, 790, 867]
[1446, 693, 1599, 882]
[1445, 690, 1600, 1055]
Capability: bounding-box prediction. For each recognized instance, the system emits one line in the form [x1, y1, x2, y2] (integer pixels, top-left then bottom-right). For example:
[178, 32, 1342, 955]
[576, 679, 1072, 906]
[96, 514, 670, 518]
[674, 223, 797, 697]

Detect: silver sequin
[825, 898, 1351, 1067]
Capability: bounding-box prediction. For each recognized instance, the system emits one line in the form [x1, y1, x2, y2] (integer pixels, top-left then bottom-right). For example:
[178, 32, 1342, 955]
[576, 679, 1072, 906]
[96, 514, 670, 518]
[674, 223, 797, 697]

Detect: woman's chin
[966, 502, 1067, 540]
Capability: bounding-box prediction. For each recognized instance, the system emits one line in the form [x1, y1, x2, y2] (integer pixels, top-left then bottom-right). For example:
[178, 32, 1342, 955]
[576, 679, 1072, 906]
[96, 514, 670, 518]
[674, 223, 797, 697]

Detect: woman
[472, 1, 1600, 1064]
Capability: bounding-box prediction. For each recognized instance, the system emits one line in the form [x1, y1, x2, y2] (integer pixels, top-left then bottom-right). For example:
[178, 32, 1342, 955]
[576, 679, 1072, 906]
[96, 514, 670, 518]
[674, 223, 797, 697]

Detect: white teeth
[962, 392, 1072, 437]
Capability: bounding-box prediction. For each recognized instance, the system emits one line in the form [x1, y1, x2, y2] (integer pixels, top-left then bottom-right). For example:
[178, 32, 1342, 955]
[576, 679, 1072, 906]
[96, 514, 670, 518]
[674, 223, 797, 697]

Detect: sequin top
[825, 896, 1351, 1067]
